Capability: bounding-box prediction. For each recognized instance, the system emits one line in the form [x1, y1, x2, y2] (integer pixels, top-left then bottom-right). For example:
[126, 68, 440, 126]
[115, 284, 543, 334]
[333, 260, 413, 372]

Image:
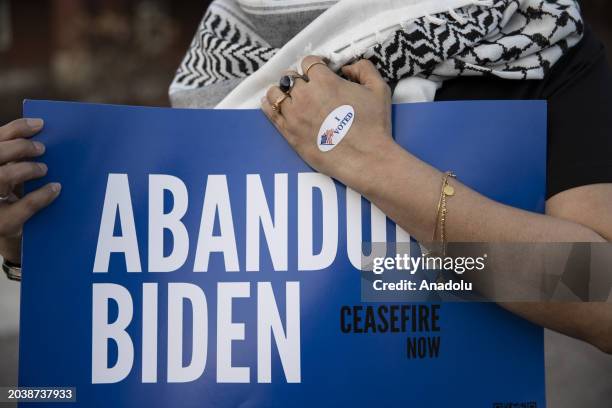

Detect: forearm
[337, 138, 612, 352]
[345, 139, 606, 244]
[503, 302, 612, 354]
[261, 58, 612, 353]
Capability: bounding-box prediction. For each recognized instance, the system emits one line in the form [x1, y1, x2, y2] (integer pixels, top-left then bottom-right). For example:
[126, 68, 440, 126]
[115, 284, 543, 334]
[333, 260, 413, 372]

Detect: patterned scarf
[169, 0, 583, 109]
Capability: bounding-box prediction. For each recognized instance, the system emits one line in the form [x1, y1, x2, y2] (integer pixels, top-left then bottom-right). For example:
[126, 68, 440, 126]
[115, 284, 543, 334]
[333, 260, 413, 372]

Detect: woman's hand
[261, 57, 395, 192]
[263, 57, 612, 356]
[0, 118, 61, 264]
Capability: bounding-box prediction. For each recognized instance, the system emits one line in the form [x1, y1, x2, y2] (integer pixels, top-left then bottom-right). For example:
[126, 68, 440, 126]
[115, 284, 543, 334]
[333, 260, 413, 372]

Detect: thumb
[341, 59, 389, 96]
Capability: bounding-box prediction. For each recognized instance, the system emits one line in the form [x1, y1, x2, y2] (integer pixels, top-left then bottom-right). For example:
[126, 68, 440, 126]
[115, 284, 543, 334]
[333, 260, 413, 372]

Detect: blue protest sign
[20, 100, 546, 407]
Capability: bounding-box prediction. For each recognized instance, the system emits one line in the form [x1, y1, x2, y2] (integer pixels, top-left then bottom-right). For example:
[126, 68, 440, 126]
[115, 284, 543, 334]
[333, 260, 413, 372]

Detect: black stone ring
[279, 74, 307, 94]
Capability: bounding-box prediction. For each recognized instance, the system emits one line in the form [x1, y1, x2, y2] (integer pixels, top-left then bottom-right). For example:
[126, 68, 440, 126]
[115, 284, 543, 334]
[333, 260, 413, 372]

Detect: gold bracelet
[432, 171, 456, 257]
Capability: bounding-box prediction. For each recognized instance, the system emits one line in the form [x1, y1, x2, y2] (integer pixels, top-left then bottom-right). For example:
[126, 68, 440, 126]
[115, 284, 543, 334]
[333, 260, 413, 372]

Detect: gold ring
[283, 70, 308, 80]
[304, 60, 327, 78]
[272, 94, 289, 113]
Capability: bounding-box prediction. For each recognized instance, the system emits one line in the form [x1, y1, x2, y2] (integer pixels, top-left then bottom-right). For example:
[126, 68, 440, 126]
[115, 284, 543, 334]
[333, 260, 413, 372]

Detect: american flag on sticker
[320, 129, 334, 145]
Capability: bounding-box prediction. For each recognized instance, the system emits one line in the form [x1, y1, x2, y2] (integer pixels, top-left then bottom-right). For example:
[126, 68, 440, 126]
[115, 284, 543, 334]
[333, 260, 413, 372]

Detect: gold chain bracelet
[432, 171, 456, 257]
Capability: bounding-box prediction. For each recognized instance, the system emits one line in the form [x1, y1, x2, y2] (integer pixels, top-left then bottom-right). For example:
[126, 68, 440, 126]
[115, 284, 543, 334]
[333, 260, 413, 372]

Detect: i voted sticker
[317, 105, 355, 152]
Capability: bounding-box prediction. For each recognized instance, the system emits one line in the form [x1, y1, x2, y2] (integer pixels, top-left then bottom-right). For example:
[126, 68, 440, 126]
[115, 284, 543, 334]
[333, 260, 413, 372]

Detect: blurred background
[0, 0, 204, 123]
[1, 0, 612, 123]
[1, 1, 612, 407]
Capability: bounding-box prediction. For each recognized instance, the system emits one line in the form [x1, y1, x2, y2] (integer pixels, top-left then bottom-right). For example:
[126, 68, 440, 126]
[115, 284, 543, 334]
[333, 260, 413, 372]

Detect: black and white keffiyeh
[169, 0, 583, 108]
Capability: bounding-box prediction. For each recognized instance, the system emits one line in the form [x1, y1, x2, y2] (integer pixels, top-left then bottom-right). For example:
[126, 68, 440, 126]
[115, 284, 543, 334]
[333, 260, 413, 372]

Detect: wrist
[342, 135, 400, 197]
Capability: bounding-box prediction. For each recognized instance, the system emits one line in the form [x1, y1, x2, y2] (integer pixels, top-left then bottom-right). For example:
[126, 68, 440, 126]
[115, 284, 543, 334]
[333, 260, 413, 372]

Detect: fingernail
[37, 163, 48, 173]
[50, 183, 61, 193]
[26, 118, 44, 130]
[33, 141, 45, 153]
